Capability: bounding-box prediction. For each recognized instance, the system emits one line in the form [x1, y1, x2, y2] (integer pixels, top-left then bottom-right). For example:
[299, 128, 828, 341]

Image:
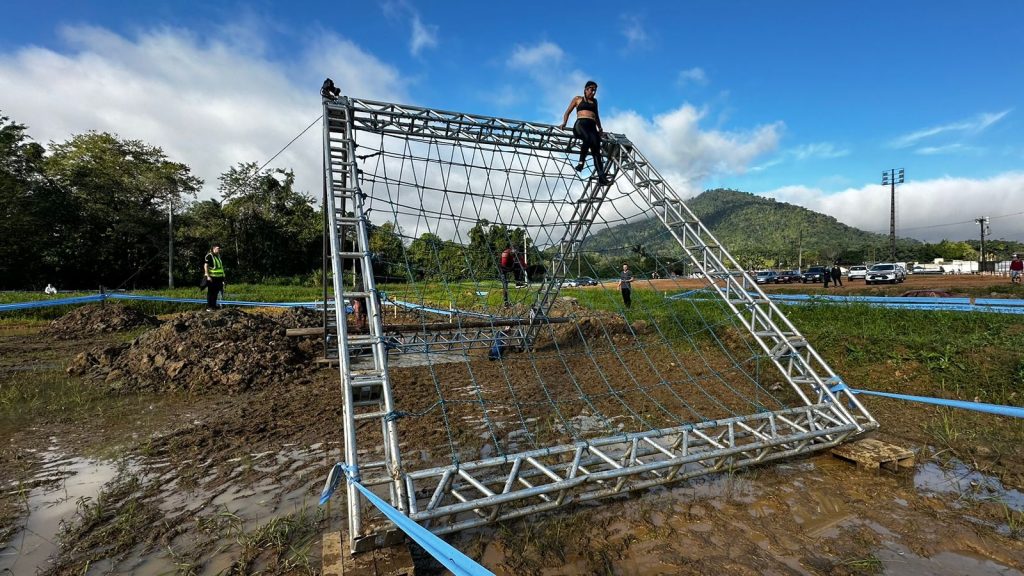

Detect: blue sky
[2, 0, 1022, 242]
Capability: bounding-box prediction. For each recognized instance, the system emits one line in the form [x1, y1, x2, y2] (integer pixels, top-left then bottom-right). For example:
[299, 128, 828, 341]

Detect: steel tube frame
[322, 94, 877, 545]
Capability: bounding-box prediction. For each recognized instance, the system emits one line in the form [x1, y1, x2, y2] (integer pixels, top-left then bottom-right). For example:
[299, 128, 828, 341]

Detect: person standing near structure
[559, 80, 612, 186]
[619, 262, 634, 309]
[499, 245, 518, 306]
[830, 264, 843, 287]
[204, 243, 226, 311]
[1011, 254, 1023, 284]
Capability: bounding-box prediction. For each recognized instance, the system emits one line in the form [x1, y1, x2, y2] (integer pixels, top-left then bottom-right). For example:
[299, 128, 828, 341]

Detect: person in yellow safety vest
[203, 243, 226, 311]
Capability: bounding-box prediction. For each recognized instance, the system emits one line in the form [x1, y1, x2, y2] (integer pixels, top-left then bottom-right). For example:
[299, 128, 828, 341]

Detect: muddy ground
[2, 282, 1024, 575]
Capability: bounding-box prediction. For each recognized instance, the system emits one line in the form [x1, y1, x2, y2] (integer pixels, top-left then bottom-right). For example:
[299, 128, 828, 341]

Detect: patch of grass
[52, 465, 167, 573]
[232, 505, 324, 574]
[496, 510, 596, 572]
[0, 371, 109, 424]
[1005, 503, 1024, 539]
[840, 554, 883, 573]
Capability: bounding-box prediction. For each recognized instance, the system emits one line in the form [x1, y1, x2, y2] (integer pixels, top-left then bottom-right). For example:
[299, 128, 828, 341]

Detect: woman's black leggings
[573, 118, 605, 177]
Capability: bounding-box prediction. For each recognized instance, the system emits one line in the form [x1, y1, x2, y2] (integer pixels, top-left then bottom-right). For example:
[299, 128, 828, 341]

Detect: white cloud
[410, 14, 438, 56]
[677, 67, 708, 87]
[765, 172, 1024, 242]
[790, 142, 849, 160]
[508, 42, 565, 69]
[889, 110, 1011, 149]
[506, 42, 587, 119]
[0, 24, 407, 200]
[606, 105, 783, 195]
[621, 15, 649, 50]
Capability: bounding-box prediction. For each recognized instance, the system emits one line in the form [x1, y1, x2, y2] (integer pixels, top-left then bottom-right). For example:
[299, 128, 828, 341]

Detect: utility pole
[882, 168, 904, 262]
[797, 227, 803, 271]
[167, 201, 174, 288]
[976, 216, 990, 274]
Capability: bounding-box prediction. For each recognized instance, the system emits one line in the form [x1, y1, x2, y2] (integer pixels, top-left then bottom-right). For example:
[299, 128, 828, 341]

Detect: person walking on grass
[823, 266, 831, 289]
[619, 262, 634, 309]
[203, 243, 226, 311]
[1011, 254, 1023, 285]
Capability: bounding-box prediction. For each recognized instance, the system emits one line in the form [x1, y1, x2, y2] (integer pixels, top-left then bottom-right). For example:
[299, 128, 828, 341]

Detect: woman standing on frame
[560, 80, 612, 185]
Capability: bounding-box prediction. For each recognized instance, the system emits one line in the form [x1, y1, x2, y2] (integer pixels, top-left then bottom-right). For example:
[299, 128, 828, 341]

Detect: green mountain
[583, 188, 919, 268]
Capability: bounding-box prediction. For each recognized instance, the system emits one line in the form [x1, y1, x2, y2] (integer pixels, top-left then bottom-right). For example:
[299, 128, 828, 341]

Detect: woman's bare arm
[559, 96, 580, 129]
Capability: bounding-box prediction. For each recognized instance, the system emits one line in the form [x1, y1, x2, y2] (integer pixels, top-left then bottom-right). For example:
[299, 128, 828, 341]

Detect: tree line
[1, 113, 322, 290]
[5, 112, 1021, 291]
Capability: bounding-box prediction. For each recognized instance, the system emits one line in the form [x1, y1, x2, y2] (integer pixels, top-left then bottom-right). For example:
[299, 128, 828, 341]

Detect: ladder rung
[354, 410, 387, 421]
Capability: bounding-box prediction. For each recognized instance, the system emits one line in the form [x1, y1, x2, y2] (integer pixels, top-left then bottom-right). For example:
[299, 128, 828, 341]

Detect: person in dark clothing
[619, 262, 634, 309]
[830, 264, 843, 287]
[559, 80, 612, 186]
[321, 77, 341, 99]
[823, 267, 831, 289]
[203, 243, 226, 310]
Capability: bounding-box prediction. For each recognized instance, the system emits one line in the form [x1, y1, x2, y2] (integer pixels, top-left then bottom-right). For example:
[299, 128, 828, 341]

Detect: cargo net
[349, 129, 802, 472]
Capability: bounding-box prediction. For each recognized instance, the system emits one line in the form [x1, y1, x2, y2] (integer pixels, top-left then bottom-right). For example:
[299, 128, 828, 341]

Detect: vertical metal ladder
[524, 165, 617, 347]
[322, 97, 407, 551]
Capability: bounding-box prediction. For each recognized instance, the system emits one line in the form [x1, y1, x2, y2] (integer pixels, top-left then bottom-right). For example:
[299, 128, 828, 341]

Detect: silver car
[847, 265, 868, 281]
[865, 263, 906, 285]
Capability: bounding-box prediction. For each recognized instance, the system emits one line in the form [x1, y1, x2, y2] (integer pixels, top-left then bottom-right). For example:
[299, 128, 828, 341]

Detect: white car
[847, 265, 868, 281]
[865, 263, 906, 285]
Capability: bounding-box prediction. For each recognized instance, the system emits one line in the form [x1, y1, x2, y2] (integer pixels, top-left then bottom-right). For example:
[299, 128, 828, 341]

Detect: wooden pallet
[831, 438, 915, 472]
[322, 531, 416, 576]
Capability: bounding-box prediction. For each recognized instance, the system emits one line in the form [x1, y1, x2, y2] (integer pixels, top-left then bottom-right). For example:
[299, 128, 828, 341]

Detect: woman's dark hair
[585, 80, 598, 90]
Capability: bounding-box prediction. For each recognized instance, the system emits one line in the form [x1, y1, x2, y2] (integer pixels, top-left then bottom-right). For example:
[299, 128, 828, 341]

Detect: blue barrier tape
[320, 462, 493, 576]
[389, 299, 519, 322]
[0, 294, 106, 312]
[831, 383, 1024, 419]
[663, 290, 1024, 315]
[107, 294, 323, 308]
[0, 293, 328, 311]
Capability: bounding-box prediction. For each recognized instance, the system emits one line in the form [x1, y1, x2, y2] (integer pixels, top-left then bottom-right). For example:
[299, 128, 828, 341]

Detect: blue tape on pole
[320, 462, 494, 576]
[831, 383, 1024, 419]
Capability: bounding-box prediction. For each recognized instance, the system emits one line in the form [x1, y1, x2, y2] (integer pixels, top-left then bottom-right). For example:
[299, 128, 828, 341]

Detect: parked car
[754, 271, 778, 285]
[802, 266, 828, 283]
[912, 265, 945, 275]
[775, 270, 803, 284]
[865, 263, 906, 285]
[847, 265, 868, 281]
[563, 276, 598, 287]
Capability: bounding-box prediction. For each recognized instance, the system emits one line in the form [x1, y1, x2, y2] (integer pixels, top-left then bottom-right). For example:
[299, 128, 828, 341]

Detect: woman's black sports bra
[576, 97, 597, 114]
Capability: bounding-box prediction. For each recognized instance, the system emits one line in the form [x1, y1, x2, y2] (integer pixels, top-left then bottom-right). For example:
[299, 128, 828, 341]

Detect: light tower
[882, 168, 904, 262]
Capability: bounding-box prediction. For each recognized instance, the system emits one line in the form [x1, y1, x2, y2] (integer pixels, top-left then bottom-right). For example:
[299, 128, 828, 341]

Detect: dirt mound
[67, 309, 312, 394]
[44, 303, 161, 340]
[274, 306, 323, 328]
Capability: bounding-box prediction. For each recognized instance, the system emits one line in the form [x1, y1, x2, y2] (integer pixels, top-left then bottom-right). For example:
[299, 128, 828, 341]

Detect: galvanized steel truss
[322, 95, 877, 551]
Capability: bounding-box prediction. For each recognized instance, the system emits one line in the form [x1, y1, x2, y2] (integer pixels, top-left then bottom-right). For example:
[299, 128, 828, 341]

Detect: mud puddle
[2, 441, 338, 575]
[0, 443, 119, 574]
[470, 452, 1024, 575]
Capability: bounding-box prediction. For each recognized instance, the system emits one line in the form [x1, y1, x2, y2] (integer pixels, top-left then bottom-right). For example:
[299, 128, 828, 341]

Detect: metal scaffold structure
[321, 93, 877, 552]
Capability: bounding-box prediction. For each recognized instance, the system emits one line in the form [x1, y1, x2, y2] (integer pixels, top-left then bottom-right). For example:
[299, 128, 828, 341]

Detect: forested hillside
[581, 189, 1021, 274]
